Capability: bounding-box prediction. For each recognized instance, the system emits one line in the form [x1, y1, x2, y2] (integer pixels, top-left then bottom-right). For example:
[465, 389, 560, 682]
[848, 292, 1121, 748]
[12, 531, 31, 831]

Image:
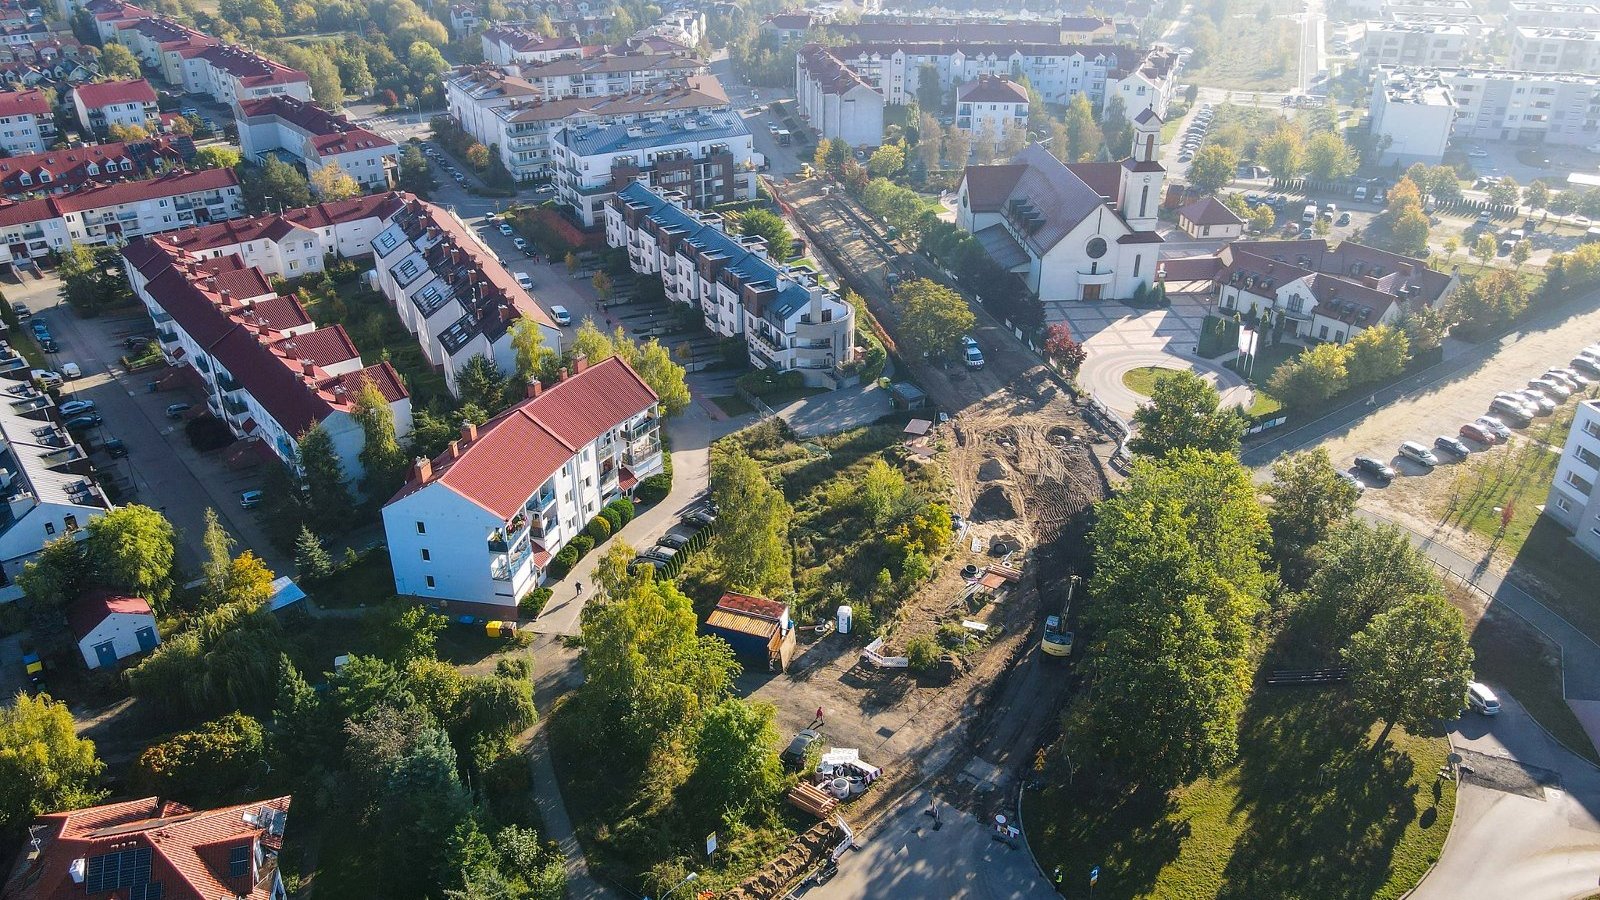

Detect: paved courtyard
[1044, 294, 1253, 420]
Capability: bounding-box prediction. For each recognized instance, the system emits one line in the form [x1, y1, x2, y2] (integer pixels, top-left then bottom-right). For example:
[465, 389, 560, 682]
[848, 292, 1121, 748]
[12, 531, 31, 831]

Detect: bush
[906, 635, 940, 672]
[636, 473, 671, 506]
[570, 534, 594, 557]
[607, 497, 635, 526]
[548, 545, 579, 580]
[518, 587, 553, 618]
[585, 516, 612, 542]
[600, 507, 623, 533]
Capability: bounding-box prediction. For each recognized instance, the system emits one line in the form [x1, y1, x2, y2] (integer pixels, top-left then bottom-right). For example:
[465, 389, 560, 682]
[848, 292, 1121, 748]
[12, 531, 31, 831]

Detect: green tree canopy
[354, 377, 408, 499]
[1343, 594, 1473, 752]
[1128, 369, 1245, 459]
[1264, 448, 1359, 588]
[738, 208, 794, 262]
[1266, 342, 1348, 410]
[866, 142, 906, 178]
[99, 43, 142, 79]
[133, 712, 264, 806]
[0, 693, 105, 836]
[1448, 269, 1529, 338]
[709, 448, 793, 597]
[1344, 324, 1409, 385]
[1187, 145, 1239, 194]
[893, 278, 975, 359]
[1304, 132, 1354, 180]
[689, 699, 784, 826]
[298, 423, 353, 536]
[455, 354, 508, 413]
[84, 504, 175, 611]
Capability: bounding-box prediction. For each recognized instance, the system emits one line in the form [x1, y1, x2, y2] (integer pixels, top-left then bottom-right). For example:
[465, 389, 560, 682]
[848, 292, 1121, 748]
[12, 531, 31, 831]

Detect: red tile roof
[270, 325, 359, 369]
[236, 95, 394, 156]
[154, 192, 407, 252]
[0, 86, 47, 116]
[1179, 195, 1244, 227]
[957, 74, 1028, 104]
[67, 588, 151, 640]
[3, 795, 290, 900]
[50, 167, 238, 214]
[0, 136, 192, 196]
[72, 77, 156, 108]
[717, 591, 787, 620]
[198, 45, 307, 86]
[388, 356, 657, 518]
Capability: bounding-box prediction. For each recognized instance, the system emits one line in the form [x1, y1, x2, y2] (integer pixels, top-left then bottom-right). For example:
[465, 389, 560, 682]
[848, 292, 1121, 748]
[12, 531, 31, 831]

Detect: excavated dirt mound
[971, 485, 1018, 522]
[977, 458, 1008, 482]
[720, 822, 837, 900]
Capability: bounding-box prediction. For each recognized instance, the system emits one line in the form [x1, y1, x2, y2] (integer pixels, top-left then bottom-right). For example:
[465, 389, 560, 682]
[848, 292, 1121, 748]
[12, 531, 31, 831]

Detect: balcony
[222, 395, 248, 418]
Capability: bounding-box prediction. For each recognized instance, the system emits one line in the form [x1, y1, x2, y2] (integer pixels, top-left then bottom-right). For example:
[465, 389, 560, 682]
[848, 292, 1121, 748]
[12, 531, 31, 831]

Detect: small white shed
[69, 589, 160, 670]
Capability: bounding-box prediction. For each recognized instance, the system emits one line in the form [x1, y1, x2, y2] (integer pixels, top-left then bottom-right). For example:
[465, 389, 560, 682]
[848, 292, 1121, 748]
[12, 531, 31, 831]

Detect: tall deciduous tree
[245, 155, 312, 213]
[943, 124, 970, 169]
[1264, 448, 1359, 587]
[298, 423, 353, 536]
[1061, 94, 1102, 162]
[1187, 145, 1238, 195]
[739, 208, 794, 261]
[1267, 342, 1348, 410]
[709, 448, 792, 597]
[353, 378, 408, 499]
[1304, 132, 1354, 180]
[1344, 324, 1409, 385]
[84, 505, 175, 611]
[1298, 521, 1438, 657]
[1448, 269, 1528, 338]
[867, 142, 905, 178]
[99, 43, 142, 79]
[0, 694, 105, 835]
[629, 338, 691, 417]
[1343, 595, 1473, 752]
[134, 712, 264, 805]
[1128, 369, 1245, 458]
[1258, 128, 1305, 180]
[200, 507, 235, 608]
[310, 160, 363, 200]
[916, 113, 942, 172]
[893, 278, 974, 359]
[690, 699, 784, 825]
[509, 318, 556, 383]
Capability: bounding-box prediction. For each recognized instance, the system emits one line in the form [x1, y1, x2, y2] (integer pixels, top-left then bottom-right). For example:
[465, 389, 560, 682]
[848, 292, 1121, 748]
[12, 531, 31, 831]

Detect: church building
[955, 107, 1165, 301]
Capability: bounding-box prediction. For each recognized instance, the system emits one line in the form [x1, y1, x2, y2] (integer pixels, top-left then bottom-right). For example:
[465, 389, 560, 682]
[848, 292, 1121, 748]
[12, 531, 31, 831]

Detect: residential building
[89, 2, 310, 105]
[382, 355, 663, 607]
[761, 11, 822, 44]
[1507, 0, 1600, 30]
[1545, 399, 1600, 560]
[151, 191, 409, 278]
[607, 181, 856, 385]
[830, 15, 1118, 44]
[0, 386, 108, 603]
[0, 135, 191, 197]
[551, 108, 756, 227]
[2, 795, 292, 900]
[197, 45, 311, 106]
[956, 74, 1029, 137]
[1444, 67, 1600, 147]
[955, 110, 1166, 301]
[234, 94, 397, 190]
[70, 77, 157, 134]
[0, 167, 244, 269]
[1177, 195, 1245, 239]
[504, 51, 707, 99]
[0, 87, 51, 153]
[450, 2, 481, 35]
[122, 234, 412, 482]
[445, 68, 729, 181]
[1369, 67, 1455, 163]
[1196, 238, 1457, 343]
[1358, 21, 1468, 70]
[1387, 12, 1490, 35]
[1380, 0, 1476, 15]
[479, 27, 589, 65]
[371, 196, 562, 395]
[70, 588, 158, 668]
[1512, 25, 1600, 72]
[795, 44, 885, 146]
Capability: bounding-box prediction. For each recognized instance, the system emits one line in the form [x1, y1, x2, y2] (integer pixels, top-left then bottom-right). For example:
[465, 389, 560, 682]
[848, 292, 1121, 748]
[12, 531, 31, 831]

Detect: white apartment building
[146, 192, 409, 278]
[70, 78, 158, 134]
[371, 196, 562, 395]
[235, 95, 397, 190]
[1370, 68, 1455, 163]
[197, 45, 311, 106]
[0, 167, 245, 269]
[507, 52, 707, 100]
[1512, 25, 1600, 72]
[552, 109, 757, 227]
[1446, 67, 1600, 147]
[1546, 399, 1600, 561]
[0, 392, 110, 603]
[479, 28, 588, 66]
[1359, 22, 1468, 70]
[445, 68, 730, 182]
[90, 1, 312, 106]
[956, 75, 1029, 137]
[607, 181, 857, 386]
[383, 355, 664, 607]
[122, 236, 412, 483]
[1507, 0, 1600, 29]
[0, 87, 51, 154]
[795, 44, 885, 147]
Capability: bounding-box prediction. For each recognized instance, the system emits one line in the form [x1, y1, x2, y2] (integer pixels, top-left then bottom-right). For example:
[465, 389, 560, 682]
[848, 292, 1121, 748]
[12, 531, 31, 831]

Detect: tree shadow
[1218, 690, 1428, 900]
[1027, 779, 1189, 899]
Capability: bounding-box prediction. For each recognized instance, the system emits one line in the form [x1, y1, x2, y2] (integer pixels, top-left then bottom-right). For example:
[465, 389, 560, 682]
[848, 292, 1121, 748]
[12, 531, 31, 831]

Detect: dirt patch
[721, 821, 837, 900]
[978, 458, 1008, 482]
[972, 484, 1018, 522]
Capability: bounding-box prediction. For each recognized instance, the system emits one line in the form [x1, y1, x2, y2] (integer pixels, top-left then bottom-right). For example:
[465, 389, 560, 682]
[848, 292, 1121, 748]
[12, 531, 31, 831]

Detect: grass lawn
[303, 284, 452, 409]
[1226, 341, 1295, 416]
[1025, 690, 1455, 900]
[1434, 400, 1579, 557]
[1185, 2, 1300, 91]
[710, 394, 756, 417]
[1448, 584, 1600, 766]
[306, 547, 397, 609]
[1122, 366, 1178, 397]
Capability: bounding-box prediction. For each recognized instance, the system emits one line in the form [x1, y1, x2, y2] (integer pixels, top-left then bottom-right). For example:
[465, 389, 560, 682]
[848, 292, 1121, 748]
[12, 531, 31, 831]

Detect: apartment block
[383, 355, 663, 607]
[87, 0, 311, 105]
[607, 181, 856, 386]
[503, 51, 706, 99]
[69, 77, 157, 134]
[1359, 22, 1468, 70]
[1446, 67, 1600, 147]
[795, 44, 886, 147]
[0, 135, 190, 197]
[0, 87, 51, 154]
[235, 95, 397, 190]
[479, 27, 588, 66]
[1512, 25, 1600, 72]
[1507, 0, 1600, 30]
[1546, 400, 1600, 561]
[144, 191, 408, 278]
[1370, 67, 1456, 163]
[956, 74, 1029, 137]
[371, 196, 562, 395]
[553, 108, 757, 227]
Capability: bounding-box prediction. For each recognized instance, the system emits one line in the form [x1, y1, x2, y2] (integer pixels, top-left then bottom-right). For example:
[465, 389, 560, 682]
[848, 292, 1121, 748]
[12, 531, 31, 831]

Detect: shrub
[607, 497, 635, 526]
[570, 534, 594, 557]
[600, 507, 623, 533]
[735, 369, 806, 398]
[585, 516, 612, 542]
[518, 587, 552, 618]
[636, 474, 671, 506]
[906, 635, 940, 672]
[548, 545, 579, 579]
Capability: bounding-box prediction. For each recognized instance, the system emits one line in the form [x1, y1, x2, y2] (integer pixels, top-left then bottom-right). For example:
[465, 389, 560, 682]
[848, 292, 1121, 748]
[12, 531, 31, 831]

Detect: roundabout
[1083, 349, 1255, 421]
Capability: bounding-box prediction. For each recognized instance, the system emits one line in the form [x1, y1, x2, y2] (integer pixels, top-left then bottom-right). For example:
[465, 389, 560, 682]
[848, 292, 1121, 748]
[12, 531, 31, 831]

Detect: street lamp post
[652, 872, 698, 900]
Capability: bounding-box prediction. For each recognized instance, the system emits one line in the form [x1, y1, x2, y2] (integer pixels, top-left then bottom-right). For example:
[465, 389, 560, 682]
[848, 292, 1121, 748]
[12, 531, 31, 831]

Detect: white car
[59, 399, 96, 416]
[1398, 440, 1438, 467]
[1475, 416, 1512, 439]
[549, 305, 572, 326]
[498, 223, 514, 236]
[515, 272, 534, 290]
[512, 237, 528, 250]
[1468, 147, 1489, 158]
[30, 369, 61, 388]
[60, 362, 81, 379]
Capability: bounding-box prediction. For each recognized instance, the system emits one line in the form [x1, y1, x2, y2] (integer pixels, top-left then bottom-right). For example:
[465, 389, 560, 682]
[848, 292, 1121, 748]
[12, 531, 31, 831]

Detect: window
[43, 522, 53, 535]
[1085, 237, 1107, 259]
[1568, 470, 1595, 495]
[228, 845, 251, 877]
[1579, 446, 1600, 470]
[415, 521, 426, 534]
[421, 548, 430, 561]
[425, 575, 436, 588]
[1556, 495, 1572, 512]
[64, 515, 78, 532]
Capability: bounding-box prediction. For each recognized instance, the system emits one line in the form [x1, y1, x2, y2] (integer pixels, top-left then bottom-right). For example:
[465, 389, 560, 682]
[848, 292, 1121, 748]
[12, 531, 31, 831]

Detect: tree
[1343, 595, 1473, 753]
[134, 713, 264, 805]
[690, 699, 784, 825]
[294, 525, 333, 580]
[193, 146, 243, 169]
[1427, 166, 1462, 201]
[1043, 322, 1086, 377]
[508, 318, 556, 384]
[943, 124, 970, 168]
[567, 319, 616, 365]
[298, 423, 353, 535]
[916, 113, 942, 172]
[1187, 145, 1238, 194]
[1100, 96, 1131, 157]
[0, 694, 105, 835]
[970, 128, 997, 166]
[1265, 448, 1359, 587]
[378, 604, 447, 664]
[398, 144, 430, 192]
[1442, 235, 1460, 265]
[1128, 370, 1245, 458]
[1472, 232, 1498, 269]
[246, 155, 312, 213]
[1449, 269, 1528, 337]
[1304, 132, 1354, 180]
[1258, 128, 1305, 180]
[57, 244, 118, 316]
[99, 43, 142, 79]
[893, 278, 974, 359]
[1296, 520, 1439, 659]
[1061, 94, 1102, 163]
[84, 505, 175, 611]
[1344, 324, 1409, 385]
[310, 161, 363, 200]
[225, 552, 276, 608]
[812, 137, 835, 173]
[631, 338, 691, 417]
[1525, 180, 1551, 211]
[1390, 206, 1430, 256]
[16, 535, 87, 614]
[200, 508, 235, 608]
[1398, 305, 1447, 355]
[1065, 450, 1270, 787]
[1511, 240, 1531, 269]
[1247, 204, 1276, 235]
[1487, 177, 1520, 208]
[353, 378, 407, 499]
[709, 448, 792, 597]
[1267, 342, 1348, 410]
[867, 142, 905, 178]
[455, 354, 508, 413]
[739, 208, 793, 262]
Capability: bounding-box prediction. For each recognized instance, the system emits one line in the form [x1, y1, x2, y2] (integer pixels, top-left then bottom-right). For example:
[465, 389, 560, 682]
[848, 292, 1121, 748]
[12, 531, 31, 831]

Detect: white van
[1303, 203, 1318, 223]
[1353, 185, 1368, 201]
[1468, 681, 1500, 716]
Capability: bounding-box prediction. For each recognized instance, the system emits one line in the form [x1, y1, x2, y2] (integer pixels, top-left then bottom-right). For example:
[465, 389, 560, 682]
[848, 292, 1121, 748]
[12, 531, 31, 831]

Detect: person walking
[811, 706, 825, 728]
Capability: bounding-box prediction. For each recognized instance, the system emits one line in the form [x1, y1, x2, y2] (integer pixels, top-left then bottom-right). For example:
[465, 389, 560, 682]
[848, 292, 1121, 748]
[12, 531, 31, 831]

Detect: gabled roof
[3, 795, 290, 900]
[72, 77, 156, 108]
[0, 86, 47, 115]
[1133, 106, 1162, 125]
[957, 74, 1028, 103]
[153, 192, 406, 252]
[235, 95, 394, 156]
[963, 143, 1114, 256]
[49, 167, 238, 214]
[387, 356, 657, 519]
[0, 136, 191, 196]
[1179, 195, 1244, 227]
[67, 588, 151, 640]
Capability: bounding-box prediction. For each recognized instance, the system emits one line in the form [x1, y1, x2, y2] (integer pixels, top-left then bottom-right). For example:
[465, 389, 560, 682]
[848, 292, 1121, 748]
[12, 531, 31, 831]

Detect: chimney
[301, 360, 315, 376]
[573, 353, 588, 374]
[558, 366, 568, 382]
[527, 379, 542, 399]
[412, 456, 432, 483]
[447, 439, 460, 458]
[461, 422, 478, 443]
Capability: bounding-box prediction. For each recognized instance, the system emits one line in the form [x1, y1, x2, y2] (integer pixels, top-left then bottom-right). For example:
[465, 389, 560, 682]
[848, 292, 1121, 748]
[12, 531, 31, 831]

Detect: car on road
[1467, 681, 1500, 715]
[1468, 147, 1490, 158]
[63, 412, 101, 429]
[515, 272, 534, 290]
[60, 362, 80, 379]
[1476, 210, 1494, 225]
[59, 400, 96, 416]
[1434, 435, 1471, 458]
[38, 338, 57, 353]
[1041, 614, 1073, 657]
[30, 321, 49, 339]
[1459, 422, 1495, 444]
[239, 490, 263, 509]
[1399, 440, 1439, 467]
[498, 223, 514, 236]
[165, 402, 192, 419]
[549, 305, 571, 326]
[1354, 455, 1396, 483]
[964, 342, 985, 370]
[512, 236, 527, 250]
[103, 438, 127, 458]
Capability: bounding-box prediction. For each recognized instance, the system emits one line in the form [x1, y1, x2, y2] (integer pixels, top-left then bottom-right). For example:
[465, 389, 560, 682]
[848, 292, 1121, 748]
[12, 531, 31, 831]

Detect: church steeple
[1116, 107, 1165, 232]
[1131, 107, 1162, 162]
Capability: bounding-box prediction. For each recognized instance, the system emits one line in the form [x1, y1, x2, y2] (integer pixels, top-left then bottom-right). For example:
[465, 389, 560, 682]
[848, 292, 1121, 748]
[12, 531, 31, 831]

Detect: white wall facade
[76, 611, 159, 669]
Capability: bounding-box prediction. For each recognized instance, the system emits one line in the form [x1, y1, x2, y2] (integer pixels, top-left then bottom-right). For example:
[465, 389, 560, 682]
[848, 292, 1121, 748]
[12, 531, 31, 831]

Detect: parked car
[1551, 367, 1590, 387]
[30, 369, 61, 388]
[60, 362, 80, 379]
[1515, 389, 1556, 414]
[1434, 435, 1471, 458]
[1575, 355, 1600, 377]
[1459, 422, 1495, 444]
[1354, 455, 1395, 483]
[38, 339, 58, 354]
[1475, 416, 1512, 439]
[498, 223, 514, 236]
[657, 531, 691, 550]
[122, 334, 154, 351]
[1468, 681, 1500, 715]
[165, 402, 192, 419]
[685, 506, 717, 527]
[63, 414, 102, 431]
[1493, 392, 1539, 416]
[239, 489, 263, 509]
[781, 729, 819, 770]
[643, 545, 678, 563]
[30, 321, 50, 339]
[1468, 147, 1490, 159]
[1337, 470, 1365, 495]
[58, 400, 96, 416]
[1336, 212, 1351, 226]
[964, 343, 985, 370]
[1399, 440, 1439, 467]
[10, 301, 28, 320]
[1488, 398, 1533, 425]
[1529, 377, 1571, 399]
[512, 237, 528, 250]
[515, 272, 534, 290]
[104, 438, 127, 458]
[548, 305, 572, 327]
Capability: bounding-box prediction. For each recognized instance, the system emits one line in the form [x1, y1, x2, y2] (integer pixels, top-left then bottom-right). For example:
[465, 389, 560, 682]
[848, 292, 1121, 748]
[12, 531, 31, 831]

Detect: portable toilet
[837, 604, 853, 635]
